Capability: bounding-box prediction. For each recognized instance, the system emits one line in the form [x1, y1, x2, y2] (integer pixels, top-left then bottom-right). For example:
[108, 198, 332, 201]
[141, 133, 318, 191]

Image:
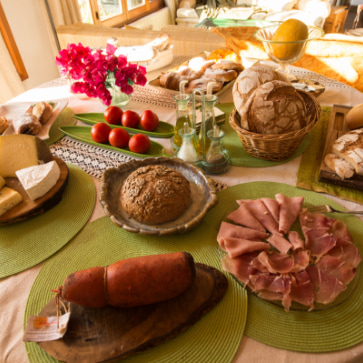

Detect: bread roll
[345, 104, 363, 130]
[121, 165, 191, 225]
[244, 80, 307, 134]
[232, 64, 290, 129]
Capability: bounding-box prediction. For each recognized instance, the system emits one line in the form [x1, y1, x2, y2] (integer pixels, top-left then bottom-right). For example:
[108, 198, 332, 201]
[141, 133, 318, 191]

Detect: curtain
[0, 32, 25, 103]
[46, 0, 82, 28]
[164, 0, 178, 24]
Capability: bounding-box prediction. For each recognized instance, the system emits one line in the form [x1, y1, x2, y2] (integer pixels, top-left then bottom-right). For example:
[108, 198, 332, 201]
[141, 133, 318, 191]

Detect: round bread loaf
[245, 80, 307, 134]
[232, 64, 290, 129]
[121, 165, 191, 224]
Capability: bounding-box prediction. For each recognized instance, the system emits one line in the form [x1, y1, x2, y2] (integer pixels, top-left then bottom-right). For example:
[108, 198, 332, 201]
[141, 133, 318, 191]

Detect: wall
[2, 0, 60, 93]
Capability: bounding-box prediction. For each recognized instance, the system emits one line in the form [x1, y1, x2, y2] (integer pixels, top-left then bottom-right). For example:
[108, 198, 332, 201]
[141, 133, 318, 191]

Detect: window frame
[88, 0, 164, 28]
[0, 3, 28, 81]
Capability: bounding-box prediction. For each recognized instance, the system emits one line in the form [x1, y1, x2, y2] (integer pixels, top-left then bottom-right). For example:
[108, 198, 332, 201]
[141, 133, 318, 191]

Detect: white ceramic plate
[0, 98, 68, 140]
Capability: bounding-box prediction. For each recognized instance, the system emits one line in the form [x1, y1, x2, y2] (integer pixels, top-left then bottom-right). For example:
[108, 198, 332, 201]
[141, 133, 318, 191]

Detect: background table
[1, 61, 363, 363]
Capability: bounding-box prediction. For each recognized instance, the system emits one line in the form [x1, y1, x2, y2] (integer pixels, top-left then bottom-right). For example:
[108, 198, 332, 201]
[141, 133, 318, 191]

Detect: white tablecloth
[1, 63, 363, 363]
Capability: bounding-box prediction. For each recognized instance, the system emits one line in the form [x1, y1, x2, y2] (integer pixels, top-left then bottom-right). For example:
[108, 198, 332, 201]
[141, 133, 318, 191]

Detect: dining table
[1, 56, 363, 363]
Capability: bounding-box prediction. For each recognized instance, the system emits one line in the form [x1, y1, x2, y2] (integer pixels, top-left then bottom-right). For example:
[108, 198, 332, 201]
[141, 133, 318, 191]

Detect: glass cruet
[201, 125, 231, 175]
[195, 82, 218, 156]
[175, 122, 199, 163]
[172, 80, 192, 151]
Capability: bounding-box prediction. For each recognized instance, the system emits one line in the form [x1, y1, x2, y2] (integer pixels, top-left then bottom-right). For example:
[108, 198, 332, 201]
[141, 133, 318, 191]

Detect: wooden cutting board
[318, 105, 363, 191]
[37, 263, 228, 363]
[0, 157, 69, 225]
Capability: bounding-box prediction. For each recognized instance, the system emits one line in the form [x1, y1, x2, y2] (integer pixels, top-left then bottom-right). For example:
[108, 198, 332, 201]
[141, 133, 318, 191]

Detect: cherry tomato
[108, 128, 130, 148]
[140, 110, 159, 131]
[128, 133, 151, 154]
[104, 106, 123, 125]
[91, 122, 111, 144]
[121, 110, 140, 129]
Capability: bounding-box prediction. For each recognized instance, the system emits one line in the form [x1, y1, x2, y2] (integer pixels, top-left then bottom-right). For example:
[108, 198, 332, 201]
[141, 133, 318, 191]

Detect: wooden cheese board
[318, 105, 363, 191]
[0, 157, 69, 225]
[37, 263, 227, 363]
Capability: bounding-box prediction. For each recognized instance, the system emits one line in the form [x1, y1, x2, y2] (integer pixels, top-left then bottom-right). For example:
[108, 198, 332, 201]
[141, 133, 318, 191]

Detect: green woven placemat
[0, 164, 96, 278]
[45, 107, 76, 146]
[211, 181, 362, 353]
[24, 213, 247, 363]
[297, 106, 363, 204]
[217, 103, 310, 167]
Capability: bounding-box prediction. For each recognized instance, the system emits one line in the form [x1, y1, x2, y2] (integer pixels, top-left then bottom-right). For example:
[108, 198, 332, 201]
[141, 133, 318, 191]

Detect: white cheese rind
[15, 160, 60, 201]
[0, 187, 23, 216]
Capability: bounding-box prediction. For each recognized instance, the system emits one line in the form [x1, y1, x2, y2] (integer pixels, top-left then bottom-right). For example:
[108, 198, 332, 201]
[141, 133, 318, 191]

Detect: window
[78, 0, 164, 28]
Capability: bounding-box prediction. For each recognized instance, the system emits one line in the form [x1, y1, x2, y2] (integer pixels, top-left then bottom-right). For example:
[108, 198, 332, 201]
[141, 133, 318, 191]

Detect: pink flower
[56, 42, 147, 106]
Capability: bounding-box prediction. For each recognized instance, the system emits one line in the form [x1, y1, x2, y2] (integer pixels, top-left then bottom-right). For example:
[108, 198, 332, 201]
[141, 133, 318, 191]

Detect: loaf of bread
[232, 64, 290, 129]
[121, 165, 191, 224]
[243, 80, 307, 134]
[330, 128, 363, 176]
[324, 153, 355, 179]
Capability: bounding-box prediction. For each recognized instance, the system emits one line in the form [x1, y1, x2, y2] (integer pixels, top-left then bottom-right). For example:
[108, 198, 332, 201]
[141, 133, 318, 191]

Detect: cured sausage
[56, 252, 196, 308]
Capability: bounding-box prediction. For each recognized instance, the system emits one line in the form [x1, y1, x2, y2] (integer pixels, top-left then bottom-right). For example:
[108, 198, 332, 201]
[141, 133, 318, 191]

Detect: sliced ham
[288, 231, 305, 250]
[257, 250, 295, 274]
[290, 271, 314, 310]
[261, 197, 280, 223]
[221, 252, 259, 285]
[227, 203, 265, 232]
[241, 199, 280, 235]
[299, 210, 335, 233]
[275, 194, 304, 234]
[217, 221, 269, 250]
[249, 273, 290, 294]
[328, 244, 362, 268]
[316, 255, 356, 285]
[267, 233, 292, 254]
[222, 237, 270, 258]
[306, 265, 347, 304]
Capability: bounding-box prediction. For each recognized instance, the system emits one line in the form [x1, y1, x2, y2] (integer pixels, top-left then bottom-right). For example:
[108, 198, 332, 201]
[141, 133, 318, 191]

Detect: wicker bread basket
[229, 91, 321, 161]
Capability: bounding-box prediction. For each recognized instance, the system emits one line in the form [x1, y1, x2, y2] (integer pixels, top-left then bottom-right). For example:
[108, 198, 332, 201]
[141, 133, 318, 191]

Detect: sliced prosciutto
[227, 203, 265, 232]
[275, 194, 304, 234]
[217, 221, 269, 251]
[218, 193, 362, 312]
[222, 237, 270, 258]
[240, 199, 280, 235]
[306, 265, 347, 304]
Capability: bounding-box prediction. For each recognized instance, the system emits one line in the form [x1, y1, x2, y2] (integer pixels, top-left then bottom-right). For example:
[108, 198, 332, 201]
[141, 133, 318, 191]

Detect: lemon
[271, 19, 309, 61]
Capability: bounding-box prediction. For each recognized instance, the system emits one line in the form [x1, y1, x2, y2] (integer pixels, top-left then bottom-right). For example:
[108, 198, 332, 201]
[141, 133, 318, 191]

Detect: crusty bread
[232, 64, 290, 129]
[121, 165, 191, 225]
[331, 128, 363, 176]
[244, 80, 307, 134]
[324, 153, 355, 179]
[0, 116, 8, 134]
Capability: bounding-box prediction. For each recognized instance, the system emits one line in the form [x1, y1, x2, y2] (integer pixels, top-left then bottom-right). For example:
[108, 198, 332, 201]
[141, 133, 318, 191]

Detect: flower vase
[107, 77, 131, 107]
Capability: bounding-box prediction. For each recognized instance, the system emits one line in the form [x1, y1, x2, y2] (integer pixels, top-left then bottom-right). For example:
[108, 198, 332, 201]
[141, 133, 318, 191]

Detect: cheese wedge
[0, 135, 52, 177]
[15, 160, 60, 201]
[0, 187, 23, 216]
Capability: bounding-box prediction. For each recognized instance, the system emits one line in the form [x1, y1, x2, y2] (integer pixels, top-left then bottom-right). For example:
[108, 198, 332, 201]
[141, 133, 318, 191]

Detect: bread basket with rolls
[230, 64, 320, 161]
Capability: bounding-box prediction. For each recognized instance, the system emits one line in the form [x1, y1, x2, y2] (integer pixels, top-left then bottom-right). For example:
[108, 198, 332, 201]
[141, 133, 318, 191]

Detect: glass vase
[106, 76, 131, 107]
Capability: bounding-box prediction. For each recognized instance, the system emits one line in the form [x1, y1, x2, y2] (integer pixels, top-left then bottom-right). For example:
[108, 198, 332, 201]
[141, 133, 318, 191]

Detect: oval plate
[74, 113, 174, 138]
[100, 157, 218, 235]
[59, 126, 168, 158]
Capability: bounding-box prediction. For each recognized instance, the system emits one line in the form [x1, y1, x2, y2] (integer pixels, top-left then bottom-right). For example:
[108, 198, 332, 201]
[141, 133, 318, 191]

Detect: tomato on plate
[104, 106, 123, 125]
[122, 110, 140, 129]
[108, 128, 130, 148]
[140, 110, 159, 131]
[91, 122, 111, 144]
[128, 133, 151, 154]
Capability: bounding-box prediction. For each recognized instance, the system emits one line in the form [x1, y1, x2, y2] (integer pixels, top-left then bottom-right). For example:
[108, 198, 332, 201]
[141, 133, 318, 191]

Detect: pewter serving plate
[100, 157, 219, 235]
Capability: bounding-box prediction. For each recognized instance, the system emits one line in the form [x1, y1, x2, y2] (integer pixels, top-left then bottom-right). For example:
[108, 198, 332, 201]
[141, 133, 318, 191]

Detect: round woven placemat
[24, 215, 247, 363]
[217, 103, 311, 167]
[211, 182, 363, 353]
[0, 164, 96, 278]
